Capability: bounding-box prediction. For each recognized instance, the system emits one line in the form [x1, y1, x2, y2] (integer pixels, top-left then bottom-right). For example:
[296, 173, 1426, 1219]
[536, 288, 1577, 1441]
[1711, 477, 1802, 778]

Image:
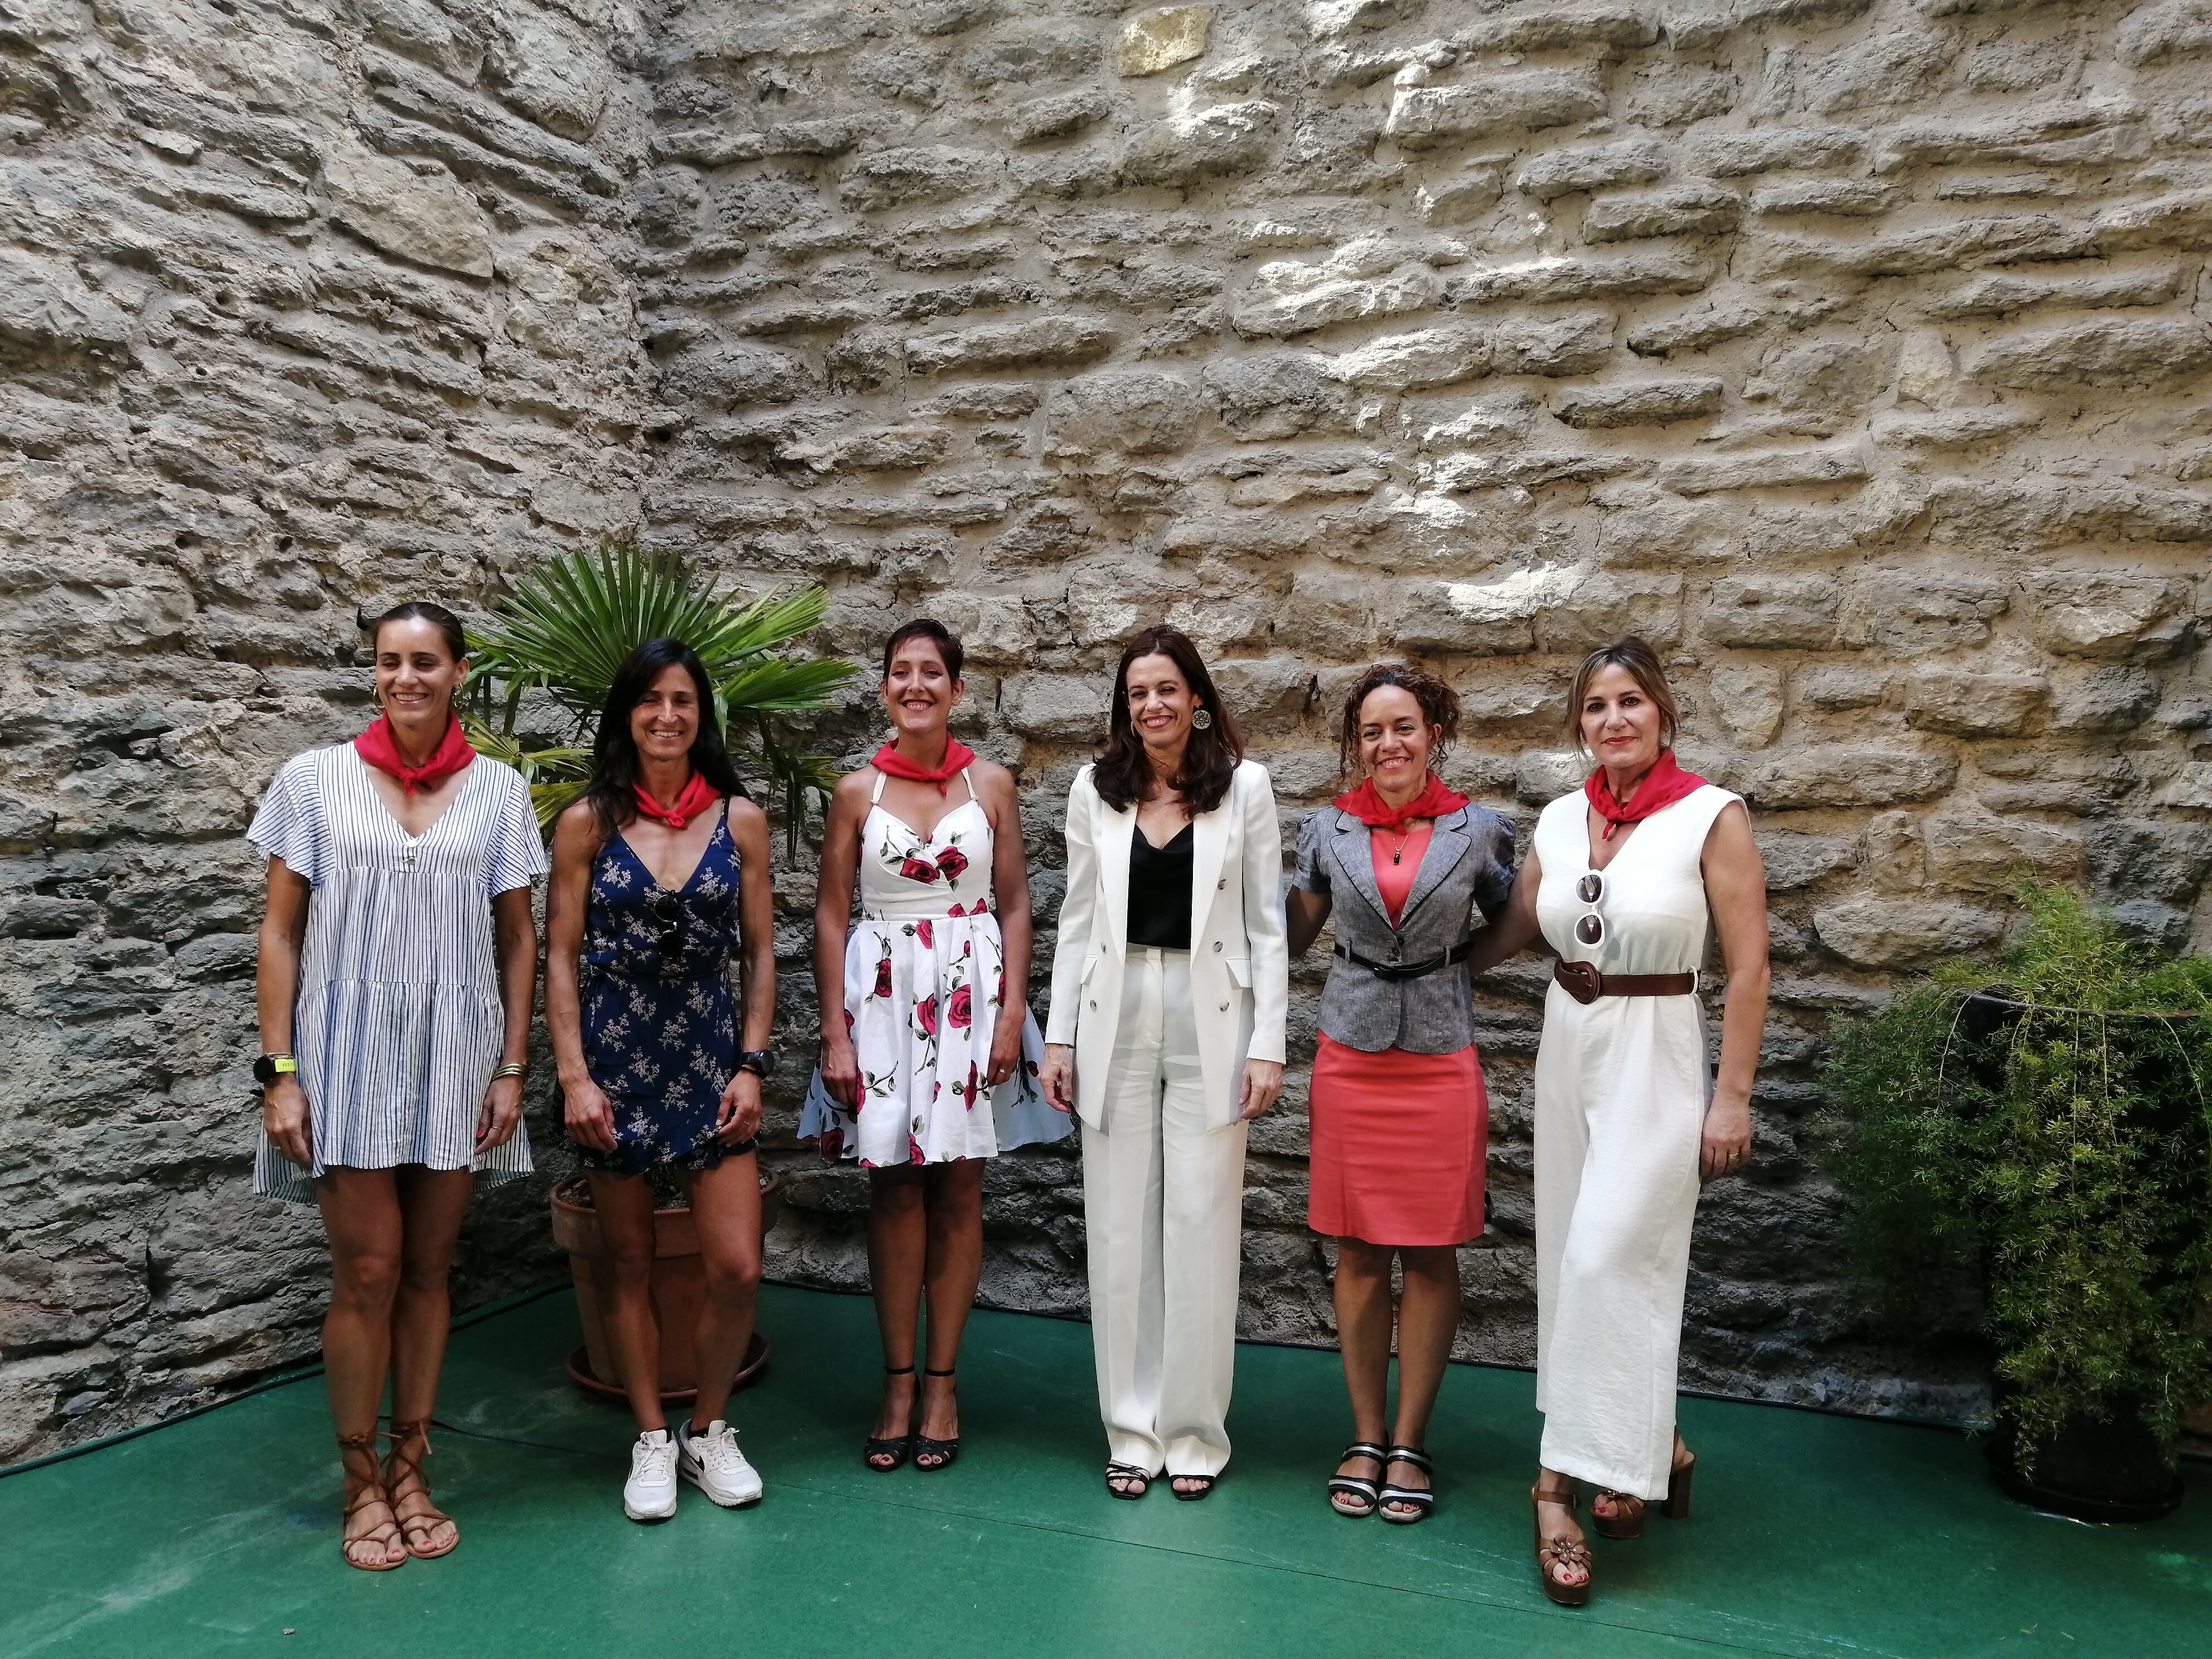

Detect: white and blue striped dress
[246, 743, 549, 1203]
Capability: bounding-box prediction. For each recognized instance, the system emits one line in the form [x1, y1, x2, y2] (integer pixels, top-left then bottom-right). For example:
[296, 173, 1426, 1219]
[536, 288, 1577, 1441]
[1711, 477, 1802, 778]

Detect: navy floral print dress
[574, 806, 753, 1175]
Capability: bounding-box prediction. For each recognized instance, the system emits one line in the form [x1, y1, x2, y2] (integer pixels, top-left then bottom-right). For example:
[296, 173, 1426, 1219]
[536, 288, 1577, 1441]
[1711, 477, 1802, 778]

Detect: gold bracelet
[489, 1061, 527, 1081]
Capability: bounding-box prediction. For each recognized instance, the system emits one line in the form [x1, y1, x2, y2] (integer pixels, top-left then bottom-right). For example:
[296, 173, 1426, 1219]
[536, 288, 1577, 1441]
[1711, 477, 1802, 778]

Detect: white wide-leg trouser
[1083, 947, 1249, 1477]
[1532, 986, 1706, 1502]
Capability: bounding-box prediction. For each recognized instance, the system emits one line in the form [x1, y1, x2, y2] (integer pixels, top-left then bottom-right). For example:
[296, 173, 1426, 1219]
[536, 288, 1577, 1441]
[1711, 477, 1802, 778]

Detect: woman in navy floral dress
[547, 638, 777, 1525]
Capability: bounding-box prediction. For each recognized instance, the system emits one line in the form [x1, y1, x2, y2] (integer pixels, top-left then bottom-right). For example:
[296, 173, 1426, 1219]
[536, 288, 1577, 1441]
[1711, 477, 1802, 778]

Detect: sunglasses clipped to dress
[647, 890, 685, 972]
[1573, 871, 1607, 948]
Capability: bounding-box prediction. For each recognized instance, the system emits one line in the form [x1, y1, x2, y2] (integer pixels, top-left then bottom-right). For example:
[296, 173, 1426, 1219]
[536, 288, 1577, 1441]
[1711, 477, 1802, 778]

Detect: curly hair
[1337, 663, 1461, 779]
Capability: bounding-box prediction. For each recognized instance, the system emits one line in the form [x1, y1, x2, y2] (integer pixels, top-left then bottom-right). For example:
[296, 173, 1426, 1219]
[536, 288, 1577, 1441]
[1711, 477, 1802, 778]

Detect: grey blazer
[1291, 803, 1516, 1054]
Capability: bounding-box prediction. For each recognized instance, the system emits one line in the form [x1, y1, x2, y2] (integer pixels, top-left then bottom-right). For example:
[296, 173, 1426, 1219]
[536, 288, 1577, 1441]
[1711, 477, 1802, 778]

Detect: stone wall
[5, 0, 2212, 1461]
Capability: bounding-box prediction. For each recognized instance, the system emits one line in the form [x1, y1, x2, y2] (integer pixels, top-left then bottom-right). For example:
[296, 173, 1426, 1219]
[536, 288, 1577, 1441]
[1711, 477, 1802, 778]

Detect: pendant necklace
[1383, 827, 1412, 865]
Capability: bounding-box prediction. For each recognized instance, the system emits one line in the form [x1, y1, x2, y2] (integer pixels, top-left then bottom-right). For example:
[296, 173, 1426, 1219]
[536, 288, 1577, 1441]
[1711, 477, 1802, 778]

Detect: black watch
[254, 1052, 298, 1088]
[736, 1050, 774, 1080]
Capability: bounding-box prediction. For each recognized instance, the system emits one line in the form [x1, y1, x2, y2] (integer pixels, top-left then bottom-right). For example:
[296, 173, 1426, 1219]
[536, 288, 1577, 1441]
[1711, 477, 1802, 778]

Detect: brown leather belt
[1553, 961, 1696, 1005]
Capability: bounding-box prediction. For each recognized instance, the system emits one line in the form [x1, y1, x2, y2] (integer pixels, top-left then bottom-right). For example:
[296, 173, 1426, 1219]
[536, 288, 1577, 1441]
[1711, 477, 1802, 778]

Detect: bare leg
[316, 1168, 406, 1569]
[1331, 1238, 1394, 1506]
[1380, 1244, 1461, 1517]
[682, 1152, 763, 1432]
[917, 1158, 984, 1458]
[383, 1165, 474, 1555]
[588, 1172, 666, 1433]
[867, 1167, 926, 1456]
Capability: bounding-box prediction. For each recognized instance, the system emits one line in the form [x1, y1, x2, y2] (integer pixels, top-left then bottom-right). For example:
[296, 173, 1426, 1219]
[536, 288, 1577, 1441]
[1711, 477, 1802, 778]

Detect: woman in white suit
[1041, 625, 1289, 1502]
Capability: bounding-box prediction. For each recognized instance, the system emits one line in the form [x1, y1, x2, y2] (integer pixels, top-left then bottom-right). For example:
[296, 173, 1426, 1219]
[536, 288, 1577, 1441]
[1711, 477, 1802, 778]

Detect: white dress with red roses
[799, 768, 1069, 1167]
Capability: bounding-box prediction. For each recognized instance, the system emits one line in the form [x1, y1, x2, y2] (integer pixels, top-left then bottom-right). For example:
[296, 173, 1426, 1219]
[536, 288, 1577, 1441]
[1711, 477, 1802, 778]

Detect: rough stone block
[1324, 324, 1489, 390]
[1922, 807, 2084, 891]
[1414, 163, 1507, 225]
[1744, 746, 1958, 808]
[1582, 185, 1743, 242]
[1551, 377, 1724, 429]
[2024, 569, 2194, 661]
[1231, 256, 1443, 338]
[1708, 661, 1787, 747]
[1045, 370, 1200, 454]
[2048, 666, 2162, 734]
[1811, 895, 2006, 967]
[1006, 89, 1113, 145]
[1797, 664, 1889, 710]
[1385, 70, 1608, 148]
[1756, 831, 1856, 890]
[1704, 575, 1844, 648]
[1686, 128, 1865, 177]
[1659, 447, 1867, 496]
[906, 317, 1117, 375]
[1454, 249, 1714, 305]
[1964, 316, 2212, 389]
[322, 147, 492, 279]
[1490, 312, 1613, 377]
[1511, 139, 1668, 203]
[2116, 0, 2212, 66]
[1117, 7, 1212, 76]
[1120, 100, 1278, 187]
[1903, 664, 2049, 736]
[0, 251, 131, 356]
[1203, 353, 1353, 438]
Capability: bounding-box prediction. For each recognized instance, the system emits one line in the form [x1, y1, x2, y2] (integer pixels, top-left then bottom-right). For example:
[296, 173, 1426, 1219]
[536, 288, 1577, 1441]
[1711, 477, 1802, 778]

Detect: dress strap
[959, 767, 977, 804]
[870, 769, 890, 805]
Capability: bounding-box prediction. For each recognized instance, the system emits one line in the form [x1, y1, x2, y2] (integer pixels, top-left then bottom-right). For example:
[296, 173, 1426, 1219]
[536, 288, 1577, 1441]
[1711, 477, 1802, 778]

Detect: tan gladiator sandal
[336, 1430, 406, 1571]
[1530, 1481, 1593, 1608]
[383, 1419, 459, 1560]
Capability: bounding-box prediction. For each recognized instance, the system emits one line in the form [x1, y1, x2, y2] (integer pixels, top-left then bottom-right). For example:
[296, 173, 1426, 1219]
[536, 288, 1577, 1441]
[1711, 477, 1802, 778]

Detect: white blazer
[1045, 758, 1289, 1132]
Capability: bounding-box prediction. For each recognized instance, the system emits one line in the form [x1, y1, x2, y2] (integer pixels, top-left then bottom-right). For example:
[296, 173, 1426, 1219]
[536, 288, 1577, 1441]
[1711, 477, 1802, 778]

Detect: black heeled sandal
[1169, 1473, 1216, 1501]
[864, 1366, 919, 1472]
[1377, 1445, 1435, 1525]
[913, 1367, 961, 1472]
[1105, 1462, 1152, 1500]
[1328, 1440, 1388, 1518]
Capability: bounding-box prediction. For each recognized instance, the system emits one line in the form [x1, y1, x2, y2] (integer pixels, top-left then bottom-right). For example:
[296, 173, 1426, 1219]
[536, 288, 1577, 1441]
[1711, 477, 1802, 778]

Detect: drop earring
[1190, 707, 1213, 730]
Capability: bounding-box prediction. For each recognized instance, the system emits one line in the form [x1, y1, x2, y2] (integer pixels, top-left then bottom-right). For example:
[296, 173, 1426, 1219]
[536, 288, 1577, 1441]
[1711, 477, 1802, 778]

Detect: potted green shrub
[464, 544, 858, 1399]
[1822, 885, 2212, 1522]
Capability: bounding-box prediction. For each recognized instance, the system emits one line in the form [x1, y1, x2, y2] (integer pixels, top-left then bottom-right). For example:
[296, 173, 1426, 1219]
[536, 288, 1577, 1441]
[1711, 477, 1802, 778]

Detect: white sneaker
[678, 1419, 763, 1508]
[624, 1429, 679, 1522]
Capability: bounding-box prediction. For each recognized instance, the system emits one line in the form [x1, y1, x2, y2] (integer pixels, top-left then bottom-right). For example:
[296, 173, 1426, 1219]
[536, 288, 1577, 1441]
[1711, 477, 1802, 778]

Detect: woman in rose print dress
[802, 619, 1070, 1473]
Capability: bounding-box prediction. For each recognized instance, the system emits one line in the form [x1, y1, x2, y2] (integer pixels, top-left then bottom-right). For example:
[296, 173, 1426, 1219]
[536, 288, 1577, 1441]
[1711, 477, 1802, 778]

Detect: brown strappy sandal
[383, 1419, 459, 1560]
[1593, 1449, 1696, 1540]
[336, 1431, 406, 1572]
[1530, 1482, 1593, 1608]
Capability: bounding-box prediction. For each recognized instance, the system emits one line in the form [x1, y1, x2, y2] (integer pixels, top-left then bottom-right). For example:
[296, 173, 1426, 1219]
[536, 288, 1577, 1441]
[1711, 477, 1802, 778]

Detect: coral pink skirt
[1308, 1035, 1487, 1247]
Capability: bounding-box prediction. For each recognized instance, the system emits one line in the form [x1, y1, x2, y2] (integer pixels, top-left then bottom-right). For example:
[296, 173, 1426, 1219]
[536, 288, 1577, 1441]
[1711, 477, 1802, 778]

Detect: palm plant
[462, 543, 859, 850]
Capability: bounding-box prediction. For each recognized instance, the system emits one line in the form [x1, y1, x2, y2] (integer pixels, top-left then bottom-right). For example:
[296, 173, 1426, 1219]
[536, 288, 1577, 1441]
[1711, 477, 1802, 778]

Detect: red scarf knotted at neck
[872, 738, 976, 795]
[1334, 772, 1469, 833]
[634, 770, 720, 830]
[356, 715, 475, 796]
[1585, 749, 1709, 841]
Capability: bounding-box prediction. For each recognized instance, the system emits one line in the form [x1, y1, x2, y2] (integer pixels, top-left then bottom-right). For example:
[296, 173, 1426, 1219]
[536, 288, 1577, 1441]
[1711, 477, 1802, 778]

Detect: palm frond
[465, 542, 857, 844]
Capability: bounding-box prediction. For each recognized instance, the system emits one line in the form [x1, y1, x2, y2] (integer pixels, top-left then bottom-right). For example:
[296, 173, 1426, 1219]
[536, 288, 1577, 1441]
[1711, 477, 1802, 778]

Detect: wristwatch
[736, 1050, 774, 1079]
[253, 1053, 298, 1087]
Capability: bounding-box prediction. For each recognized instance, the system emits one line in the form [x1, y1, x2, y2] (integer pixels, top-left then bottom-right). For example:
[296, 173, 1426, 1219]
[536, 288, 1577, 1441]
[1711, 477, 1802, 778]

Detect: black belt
[1333, 939, 1473, 982]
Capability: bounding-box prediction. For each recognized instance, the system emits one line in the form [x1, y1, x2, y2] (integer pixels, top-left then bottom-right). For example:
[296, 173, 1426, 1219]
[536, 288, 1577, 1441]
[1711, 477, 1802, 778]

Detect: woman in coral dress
[803, 619, 1069, 1472]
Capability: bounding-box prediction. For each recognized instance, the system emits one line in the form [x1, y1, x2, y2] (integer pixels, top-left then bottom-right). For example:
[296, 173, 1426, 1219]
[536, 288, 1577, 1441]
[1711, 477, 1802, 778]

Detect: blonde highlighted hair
[1565, 637, 1679, 756]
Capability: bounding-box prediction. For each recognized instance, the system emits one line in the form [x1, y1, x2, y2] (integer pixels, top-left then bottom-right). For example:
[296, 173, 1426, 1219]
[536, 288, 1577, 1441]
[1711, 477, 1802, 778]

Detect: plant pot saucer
[564, 1332, 771, 1405]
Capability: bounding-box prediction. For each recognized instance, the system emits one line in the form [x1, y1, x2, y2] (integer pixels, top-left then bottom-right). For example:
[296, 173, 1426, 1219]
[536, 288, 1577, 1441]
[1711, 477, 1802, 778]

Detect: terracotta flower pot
[550, 1170, 786, 1405]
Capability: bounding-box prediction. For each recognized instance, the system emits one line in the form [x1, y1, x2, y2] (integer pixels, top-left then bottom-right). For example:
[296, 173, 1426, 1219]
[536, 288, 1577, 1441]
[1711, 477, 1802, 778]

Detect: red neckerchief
[356, 715, 474, 796]
[872, 738, 976, 795]
[634, 771, 720, 829]
[1333, 773, 1469, 833]
[1585, 749, 1708, 840]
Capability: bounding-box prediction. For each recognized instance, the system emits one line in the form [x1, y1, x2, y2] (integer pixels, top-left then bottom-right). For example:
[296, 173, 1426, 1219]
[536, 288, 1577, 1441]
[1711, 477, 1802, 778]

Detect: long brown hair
[1565, 636, 1680, 756]
[1092, 625, 1243, 814]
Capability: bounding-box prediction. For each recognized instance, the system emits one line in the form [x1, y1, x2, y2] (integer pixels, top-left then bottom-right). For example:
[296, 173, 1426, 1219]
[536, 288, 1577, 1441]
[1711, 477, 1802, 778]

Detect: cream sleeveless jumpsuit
[1531, 783, 1739, 1501]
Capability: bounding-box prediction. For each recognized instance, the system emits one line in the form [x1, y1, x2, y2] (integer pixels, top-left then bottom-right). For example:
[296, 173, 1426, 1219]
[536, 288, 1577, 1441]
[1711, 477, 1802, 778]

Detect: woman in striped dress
[250, 601, 546, 1572]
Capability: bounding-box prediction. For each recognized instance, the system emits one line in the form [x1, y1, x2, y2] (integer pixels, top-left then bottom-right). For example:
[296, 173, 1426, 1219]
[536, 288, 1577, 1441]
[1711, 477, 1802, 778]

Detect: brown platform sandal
[1530, 1482, 1593, 1608]
[1593, 1451, 1696, 1541]
[383, 1419, 459, 1560]
[336, 1431, 406, 1572]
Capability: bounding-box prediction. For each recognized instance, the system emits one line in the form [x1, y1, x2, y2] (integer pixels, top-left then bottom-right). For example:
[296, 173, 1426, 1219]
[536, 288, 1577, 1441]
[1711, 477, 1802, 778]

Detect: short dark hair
[371, 600, 467, 662]
[1566, 636, 1680, 754]
[585, 636, 747, 840]
[1092, 625, 1244, 816]
[882, 618, 964, 682]
[1338, 663, 1461, 778]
